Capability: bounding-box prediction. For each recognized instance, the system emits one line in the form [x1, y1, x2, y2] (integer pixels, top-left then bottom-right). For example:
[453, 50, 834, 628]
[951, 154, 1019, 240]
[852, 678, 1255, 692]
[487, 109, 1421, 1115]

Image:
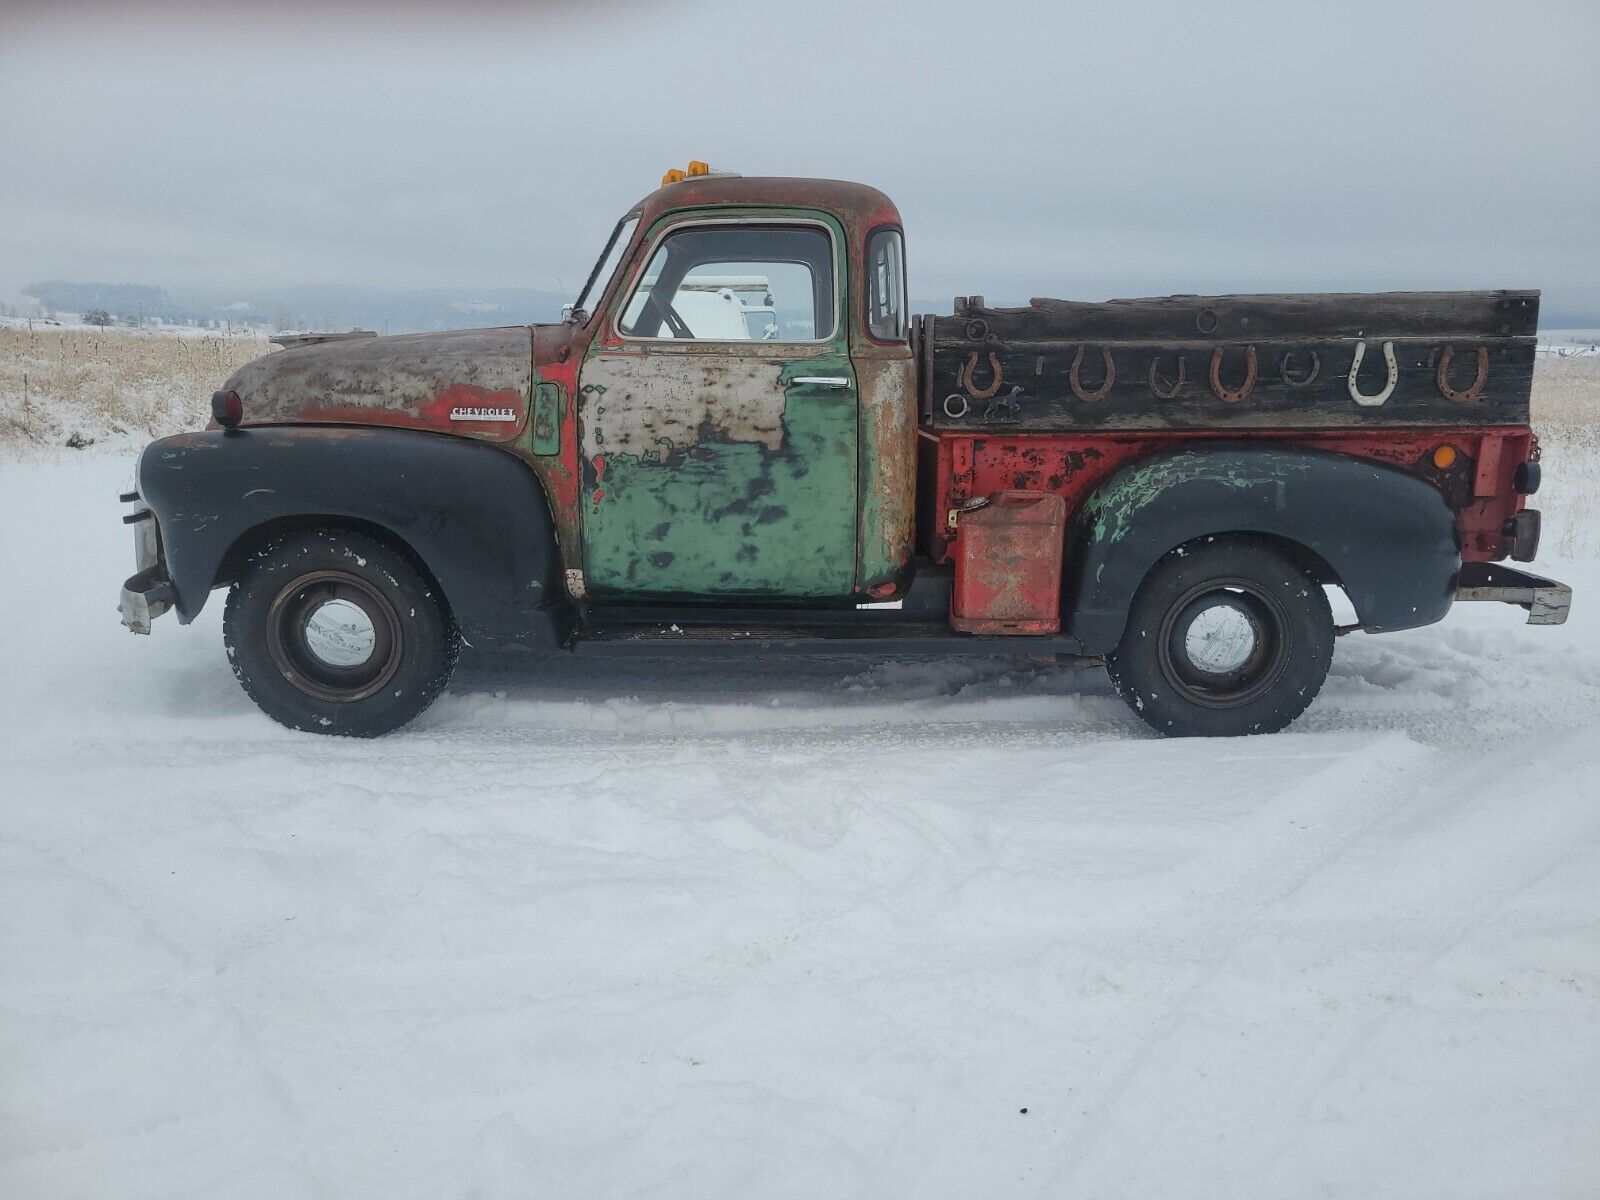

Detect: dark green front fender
[1065, 445, 1460, 653]
[136, 426, 570, 649]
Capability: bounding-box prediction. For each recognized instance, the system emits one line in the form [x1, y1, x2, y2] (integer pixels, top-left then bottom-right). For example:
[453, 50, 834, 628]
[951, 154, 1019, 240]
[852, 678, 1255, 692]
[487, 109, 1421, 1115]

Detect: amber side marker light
[1431, 444, 1459, 470]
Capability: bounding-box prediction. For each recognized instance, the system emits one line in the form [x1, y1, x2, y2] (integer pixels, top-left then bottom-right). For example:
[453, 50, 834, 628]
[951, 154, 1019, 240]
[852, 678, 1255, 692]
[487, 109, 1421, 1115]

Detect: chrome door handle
[789, 375, 850, 389]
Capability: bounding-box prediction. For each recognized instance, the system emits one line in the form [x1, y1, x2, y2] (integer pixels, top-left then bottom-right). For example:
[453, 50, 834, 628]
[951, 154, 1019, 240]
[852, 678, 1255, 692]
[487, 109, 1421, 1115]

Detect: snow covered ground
[3, 449, 1600, 1199]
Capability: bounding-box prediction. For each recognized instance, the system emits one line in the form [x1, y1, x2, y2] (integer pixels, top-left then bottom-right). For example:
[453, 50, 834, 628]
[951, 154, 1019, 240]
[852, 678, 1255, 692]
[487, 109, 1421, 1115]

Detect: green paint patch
[1083, 451, 1310, 545]
[585, 384, 858, 597]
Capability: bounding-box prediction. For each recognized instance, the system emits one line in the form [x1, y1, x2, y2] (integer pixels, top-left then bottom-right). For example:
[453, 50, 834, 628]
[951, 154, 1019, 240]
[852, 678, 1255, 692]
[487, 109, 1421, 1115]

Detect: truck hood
[223, 325, 535, 440]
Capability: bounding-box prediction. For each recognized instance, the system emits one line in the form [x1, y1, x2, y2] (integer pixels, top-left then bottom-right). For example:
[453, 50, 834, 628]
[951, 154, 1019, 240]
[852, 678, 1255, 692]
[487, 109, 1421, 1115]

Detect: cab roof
[632, 175, 901, 239]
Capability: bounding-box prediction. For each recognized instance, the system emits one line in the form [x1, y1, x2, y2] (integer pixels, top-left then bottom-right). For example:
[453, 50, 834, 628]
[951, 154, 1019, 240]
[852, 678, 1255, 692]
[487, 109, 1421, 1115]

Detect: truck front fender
[1065, 445, 1459, 653]
[136, 426, 570, 648]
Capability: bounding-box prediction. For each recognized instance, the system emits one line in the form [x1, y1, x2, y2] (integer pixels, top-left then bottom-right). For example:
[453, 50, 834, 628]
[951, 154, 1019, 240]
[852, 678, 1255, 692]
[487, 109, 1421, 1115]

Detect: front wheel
[223, 528, 458, 736]
[1106, 536, 1334, 737]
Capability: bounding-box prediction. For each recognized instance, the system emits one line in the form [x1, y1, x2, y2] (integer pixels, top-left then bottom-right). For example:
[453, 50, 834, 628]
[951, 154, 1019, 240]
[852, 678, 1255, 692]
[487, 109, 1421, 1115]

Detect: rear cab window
[866, 228, 907, 341]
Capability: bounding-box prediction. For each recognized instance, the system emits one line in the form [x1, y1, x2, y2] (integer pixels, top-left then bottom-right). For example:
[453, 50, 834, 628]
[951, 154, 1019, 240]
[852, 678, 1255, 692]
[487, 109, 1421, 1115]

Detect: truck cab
[119, 162, 1570, 739]
[548, 170, 916, 605]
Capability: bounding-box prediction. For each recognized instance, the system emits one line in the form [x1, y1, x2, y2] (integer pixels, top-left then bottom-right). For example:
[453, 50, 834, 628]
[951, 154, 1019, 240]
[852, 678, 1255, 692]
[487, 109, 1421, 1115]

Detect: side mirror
[560, 302, 575, 319]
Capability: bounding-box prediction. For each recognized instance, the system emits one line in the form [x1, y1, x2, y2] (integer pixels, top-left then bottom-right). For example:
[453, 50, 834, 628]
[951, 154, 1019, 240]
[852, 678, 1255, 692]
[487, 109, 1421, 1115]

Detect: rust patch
[855, 353, 917, 593]
[226, 326, 533, 439]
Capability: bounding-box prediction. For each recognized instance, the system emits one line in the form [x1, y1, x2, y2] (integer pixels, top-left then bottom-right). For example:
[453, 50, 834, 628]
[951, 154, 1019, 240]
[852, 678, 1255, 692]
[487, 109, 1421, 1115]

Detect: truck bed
[913, 290, 1538, 432]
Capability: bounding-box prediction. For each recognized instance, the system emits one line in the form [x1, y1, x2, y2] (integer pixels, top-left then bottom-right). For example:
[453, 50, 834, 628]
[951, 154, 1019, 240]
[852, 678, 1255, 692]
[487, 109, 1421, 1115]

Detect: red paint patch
[950, 491, 1066, 634]
[288, 382, 526, 440]
[931, 426, 1534, 565]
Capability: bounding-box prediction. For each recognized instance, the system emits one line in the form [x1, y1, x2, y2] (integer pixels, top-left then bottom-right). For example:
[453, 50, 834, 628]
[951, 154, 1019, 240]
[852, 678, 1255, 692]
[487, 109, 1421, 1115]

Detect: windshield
[570, 214, 639, 321]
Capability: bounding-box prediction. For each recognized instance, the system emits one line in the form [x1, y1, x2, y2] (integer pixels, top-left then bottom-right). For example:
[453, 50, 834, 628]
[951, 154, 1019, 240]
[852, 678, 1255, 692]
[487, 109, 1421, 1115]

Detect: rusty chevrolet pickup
[118, 161, 1570, 737]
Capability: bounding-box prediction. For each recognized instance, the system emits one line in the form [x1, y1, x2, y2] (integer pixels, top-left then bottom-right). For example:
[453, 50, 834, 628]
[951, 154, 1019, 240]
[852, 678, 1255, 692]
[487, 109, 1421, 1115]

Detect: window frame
[863, 224, 909, 345]
[611, 216, 842, 347]
[573, 212, 641, 328]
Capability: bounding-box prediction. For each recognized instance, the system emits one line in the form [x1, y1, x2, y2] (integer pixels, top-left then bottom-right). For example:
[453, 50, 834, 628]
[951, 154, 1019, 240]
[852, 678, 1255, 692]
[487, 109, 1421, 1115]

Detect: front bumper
[118, 488, 173, 634]
[1455, 562, 1571, 626]
[120, 566, 175, 634]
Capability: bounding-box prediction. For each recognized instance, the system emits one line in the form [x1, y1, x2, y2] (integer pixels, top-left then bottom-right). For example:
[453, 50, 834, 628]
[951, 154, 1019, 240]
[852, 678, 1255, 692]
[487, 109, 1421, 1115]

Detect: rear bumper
[1455, 562, 1571, 626]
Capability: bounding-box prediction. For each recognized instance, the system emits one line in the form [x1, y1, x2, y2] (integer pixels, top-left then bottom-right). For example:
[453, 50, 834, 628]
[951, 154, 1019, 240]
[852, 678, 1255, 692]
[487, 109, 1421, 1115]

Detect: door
[577, 216, 858, 599]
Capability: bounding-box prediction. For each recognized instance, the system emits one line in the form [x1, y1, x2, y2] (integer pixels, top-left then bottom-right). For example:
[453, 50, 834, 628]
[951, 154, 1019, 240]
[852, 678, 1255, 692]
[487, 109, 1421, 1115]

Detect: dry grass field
[0, 323, 271, 453]
[1526, 355, 1600, 557]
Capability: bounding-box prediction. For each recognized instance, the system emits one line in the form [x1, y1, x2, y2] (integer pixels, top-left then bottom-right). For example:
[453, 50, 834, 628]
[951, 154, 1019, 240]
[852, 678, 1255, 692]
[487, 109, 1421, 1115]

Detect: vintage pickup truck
[118, 162, 1570, 737]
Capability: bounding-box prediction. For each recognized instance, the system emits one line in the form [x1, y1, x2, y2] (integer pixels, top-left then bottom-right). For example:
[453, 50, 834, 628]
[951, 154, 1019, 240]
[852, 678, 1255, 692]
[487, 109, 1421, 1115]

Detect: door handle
[790, 375, 850, 389]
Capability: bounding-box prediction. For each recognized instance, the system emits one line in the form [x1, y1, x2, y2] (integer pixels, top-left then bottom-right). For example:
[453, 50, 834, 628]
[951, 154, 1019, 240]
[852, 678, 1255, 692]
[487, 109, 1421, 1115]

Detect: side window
[618, 224, 835, 342]
[571, 215, 639, 322]
[866, 228, 906, 341]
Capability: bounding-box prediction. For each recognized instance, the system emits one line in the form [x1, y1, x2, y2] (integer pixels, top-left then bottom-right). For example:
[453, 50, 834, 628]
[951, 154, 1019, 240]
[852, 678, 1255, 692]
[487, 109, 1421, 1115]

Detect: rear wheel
[1107, 536, 1333, 736]
[223, 528, 458, 736]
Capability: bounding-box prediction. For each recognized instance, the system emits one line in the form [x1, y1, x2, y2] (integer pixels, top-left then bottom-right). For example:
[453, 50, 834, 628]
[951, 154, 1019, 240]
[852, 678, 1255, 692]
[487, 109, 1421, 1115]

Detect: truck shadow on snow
[449, 647, 1117, 712]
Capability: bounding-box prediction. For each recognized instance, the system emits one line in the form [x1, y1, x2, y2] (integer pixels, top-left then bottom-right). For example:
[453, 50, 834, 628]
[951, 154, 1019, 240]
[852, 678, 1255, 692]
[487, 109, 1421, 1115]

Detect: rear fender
[1065, 445, 1460, 653]
[136, 426, 570, 648]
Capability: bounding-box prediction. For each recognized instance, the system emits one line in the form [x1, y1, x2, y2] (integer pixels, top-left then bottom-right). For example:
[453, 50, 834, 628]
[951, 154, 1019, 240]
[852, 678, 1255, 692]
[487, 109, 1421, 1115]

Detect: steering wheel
[638, 292, 694, 339]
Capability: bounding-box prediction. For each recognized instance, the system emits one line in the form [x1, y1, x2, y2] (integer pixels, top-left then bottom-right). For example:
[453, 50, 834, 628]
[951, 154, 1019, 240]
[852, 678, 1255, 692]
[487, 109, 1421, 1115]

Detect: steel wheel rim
[266, 570, 402, 703]
[1157, 578, 1290, 708]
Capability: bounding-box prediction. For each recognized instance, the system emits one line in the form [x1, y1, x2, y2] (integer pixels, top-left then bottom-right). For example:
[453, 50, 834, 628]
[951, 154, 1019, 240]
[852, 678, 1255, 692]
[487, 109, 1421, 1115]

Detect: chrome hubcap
[1183, 603, 1258, 674]
[303, 599, 376, 668]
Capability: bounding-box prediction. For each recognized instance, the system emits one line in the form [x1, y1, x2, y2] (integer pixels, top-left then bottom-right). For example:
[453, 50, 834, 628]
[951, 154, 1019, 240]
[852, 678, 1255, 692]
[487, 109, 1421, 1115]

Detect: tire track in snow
[1052, 726, 1600, 1199]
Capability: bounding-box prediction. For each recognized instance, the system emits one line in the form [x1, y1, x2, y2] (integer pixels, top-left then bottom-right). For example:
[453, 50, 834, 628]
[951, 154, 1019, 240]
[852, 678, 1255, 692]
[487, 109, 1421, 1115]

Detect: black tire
[1106, 536, 1334, 737]
[223, 528, 458, 736]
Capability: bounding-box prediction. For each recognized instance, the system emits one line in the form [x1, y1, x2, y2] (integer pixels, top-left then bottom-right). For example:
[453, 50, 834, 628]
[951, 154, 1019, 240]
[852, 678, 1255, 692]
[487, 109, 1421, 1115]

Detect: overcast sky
[4, 0, 1598, 317]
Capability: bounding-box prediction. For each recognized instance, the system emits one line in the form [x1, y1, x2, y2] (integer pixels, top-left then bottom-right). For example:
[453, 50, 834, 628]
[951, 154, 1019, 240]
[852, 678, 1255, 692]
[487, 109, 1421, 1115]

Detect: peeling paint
[577, 346, 858, 596]
[1083, 451, 1310, 544]
[855, 354, 917, 593]
[225, 326, 533, 440]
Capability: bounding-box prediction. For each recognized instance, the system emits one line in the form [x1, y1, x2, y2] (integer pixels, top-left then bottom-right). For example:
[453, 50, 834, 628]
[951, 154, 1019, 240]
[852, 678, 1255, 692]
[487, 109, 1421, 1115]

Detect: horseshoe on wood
[1279, 348, 1320, 388]
[1347, 340, 1398, 407]
[1209, 345, 1257, 402]
[1148, 351, 1186, 399]
[1070, 345, 1115, 401]
[961, 351, 1003, 400]
[1437, 344, 1489, 403]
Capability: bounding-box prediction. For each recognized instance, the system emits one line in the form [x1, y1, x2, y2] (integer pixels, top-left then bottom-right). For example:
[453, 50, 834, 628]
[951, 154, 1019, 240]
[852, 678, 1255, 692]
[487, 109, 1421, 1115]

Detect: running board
[571, 619, 1091, 658]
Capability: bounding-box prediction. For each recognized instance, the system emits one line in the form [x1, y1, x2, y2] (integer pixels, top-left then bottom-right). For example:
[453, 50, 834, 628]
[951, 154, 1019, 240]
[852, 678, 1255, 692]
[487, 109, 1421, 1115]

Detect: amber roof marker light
[661, 161, 741, 185]
[1432, 444, 1459, 470]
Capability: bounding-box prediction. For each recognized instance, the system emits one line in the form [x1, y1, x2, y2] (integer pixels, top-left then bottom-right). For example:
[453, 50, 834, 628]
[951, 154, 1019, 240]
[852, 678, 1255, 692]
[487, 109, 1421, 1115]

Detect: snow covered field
[3, 453, 1599, 1199]
[3, 354, 1600, 1196]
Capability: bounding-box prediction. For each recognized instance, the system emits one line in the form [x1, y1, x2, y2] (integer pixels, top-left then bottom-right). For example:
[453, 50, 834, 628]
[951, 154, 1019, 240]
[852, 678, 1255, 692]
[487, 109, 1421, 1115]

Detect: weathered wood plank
[950, 290, 1540, 340]
[920, 291, 1537, 431]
